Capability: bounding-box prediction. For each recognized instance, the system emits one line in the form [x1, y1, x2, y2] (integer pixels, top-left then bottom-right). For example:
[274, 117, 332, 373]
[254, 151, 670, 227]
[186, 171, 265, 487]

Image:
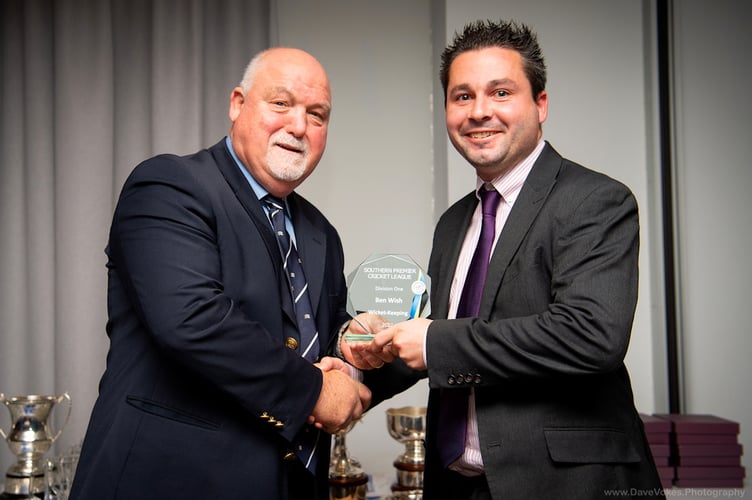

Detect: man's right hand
[340, 313, 396, 370]
[309, 368, 370, 434]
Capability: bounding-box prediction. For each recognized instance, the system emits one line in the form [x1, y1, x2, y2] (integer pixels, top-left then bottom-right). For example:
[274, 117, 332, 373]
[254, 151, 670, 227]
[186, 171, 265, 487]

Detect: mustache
[270, 131, 307, 153]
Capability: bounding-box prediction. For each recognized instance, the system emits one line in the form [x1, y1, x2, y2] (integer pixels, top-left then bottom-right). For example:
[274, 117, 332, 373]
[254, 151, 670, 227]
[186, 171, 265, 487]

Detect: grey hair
[238, 50, 269, 93]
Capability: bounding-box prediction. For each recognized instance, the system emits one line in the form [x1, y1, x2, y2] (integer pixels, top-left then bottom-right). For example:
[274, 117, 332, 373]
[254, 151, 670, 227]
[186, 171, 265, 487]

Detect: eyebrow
[448, 83, 472, 95]
[487, 78, 517, 89]
[266, 86, 293, 99]
[267, 86, 331, 115]
[449, 78, 518, 95]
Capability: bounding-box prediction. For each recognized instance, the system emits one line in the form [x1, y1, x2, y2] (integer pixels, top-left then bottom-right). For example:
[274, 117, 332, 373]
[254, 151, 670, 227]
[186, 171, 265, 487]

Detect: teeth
[469, 132, 494, 139]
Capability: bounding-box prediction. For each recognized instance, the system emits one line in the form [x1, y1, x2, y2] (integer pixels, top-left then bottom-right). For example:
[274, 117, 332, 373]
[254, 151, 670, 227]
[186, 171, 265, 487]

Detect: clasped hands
[308, 313, 430, 434]
[309, 357, 370, 434]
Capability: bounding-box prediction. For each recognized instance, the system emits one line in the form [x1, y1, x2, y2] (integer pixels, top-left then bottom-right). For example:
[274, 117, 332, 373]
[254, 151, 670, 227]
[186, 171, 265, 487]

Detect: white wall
[273, 0, 751, 483]
[672, 0, 752, 475]
[444, 0, 665, 416]
[271, 0, 435, 479]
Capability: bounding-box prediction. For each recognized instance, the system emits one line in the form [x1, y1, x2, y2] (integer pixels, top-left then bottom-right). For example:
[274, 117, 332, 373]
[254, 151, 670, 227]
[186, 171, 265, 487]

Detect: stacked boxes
[641, 413, 674, 488]
[656, 414, 745, 488]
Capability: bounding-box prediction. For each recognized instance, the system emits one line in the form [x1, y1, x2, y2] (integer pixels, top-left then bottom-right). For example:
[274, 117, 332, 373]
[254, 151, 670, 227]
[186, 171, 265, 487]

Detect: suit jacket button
[474, 374, 482, 384]
[448, 376, 456, 385]
[457, 374, 465, 384]
[285, 337, 299, 349]
[283, 451, 296, 461]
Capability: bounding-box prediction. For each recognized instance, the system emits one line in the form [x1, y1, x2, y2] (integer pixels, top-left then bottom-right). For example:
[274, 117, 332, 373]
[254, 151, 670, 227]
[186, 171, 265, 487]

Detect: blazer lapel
[209, 141, 296, 322]
[210, 142, 280, 262]
[479, 143, 562, 317]
[432, 192, 477, 319]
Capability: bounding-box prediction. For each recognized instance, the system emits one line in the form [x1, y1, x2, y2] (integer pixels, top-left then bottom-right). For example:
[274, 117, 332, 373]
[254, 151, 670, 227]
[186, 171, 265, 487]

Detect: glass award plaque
[345, 253, 430, 342]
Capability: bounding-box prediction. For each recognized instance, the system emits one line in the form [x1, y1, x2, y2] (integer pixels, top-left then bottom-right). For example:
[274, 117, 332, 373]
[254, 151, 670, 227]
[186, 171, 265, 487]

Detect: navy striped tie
[264, 195, 320, 363]
[265, 195, 321, 472]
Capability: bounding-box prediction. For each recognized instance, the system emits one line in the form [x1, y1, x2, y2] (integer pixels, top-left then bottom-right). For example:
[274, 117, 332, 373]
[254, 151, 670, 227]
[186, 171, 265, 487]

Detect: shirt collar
[476, 139, 545, 204]
[225, 136, 270, 202]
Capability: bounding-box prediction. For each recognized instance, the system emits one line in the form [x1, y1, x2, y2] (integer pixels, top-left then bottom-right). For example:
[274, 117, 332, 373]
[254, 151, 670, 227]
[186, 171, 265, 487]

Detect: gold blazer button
[285, 337, 299, 349]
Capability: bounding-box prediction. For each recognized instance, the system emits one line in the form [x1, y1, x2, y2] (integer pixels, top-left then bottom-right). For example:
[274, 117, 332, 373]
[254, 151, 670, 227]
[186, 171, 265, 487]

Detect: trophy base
[392, 459, 425, 470]
[329, 473, 368, 500]
[388, 483, 423, 500]
[3, 473, 45, 497]
[392, 460, 424, 490]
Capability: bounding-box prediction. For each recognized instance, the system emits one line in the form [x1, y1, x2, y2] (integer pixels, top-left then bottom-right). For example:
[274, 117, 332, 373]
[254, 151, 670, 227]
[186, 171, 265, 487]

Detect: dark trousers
[438, 470, 492, 500]
[284, 458, 327, 500]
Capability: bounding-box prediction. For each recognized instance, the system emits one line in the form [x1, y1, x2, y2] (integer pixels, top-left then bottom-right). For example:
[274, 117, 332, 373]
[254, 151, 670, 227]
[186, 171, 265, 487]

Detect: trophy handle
[50, 392, 73, 442]
[0, 393, 6, 440]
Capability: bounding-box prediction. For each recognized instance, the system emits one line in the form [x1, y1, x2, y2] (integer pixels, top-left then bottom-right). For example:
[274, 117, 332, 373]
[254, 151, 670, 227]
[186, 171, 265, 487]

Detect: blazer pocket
[126, 395, 220, 430]
[544, 427, 640, 464]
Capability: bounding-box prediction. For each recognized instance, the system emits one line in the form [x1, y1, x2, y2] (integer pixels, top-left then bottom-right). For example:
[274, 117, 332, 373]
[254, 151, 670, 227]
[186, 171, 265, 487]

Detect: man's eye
[495, 90, 509, 98]
[308, 112, 325, 124]
[457, 94, 470, 101]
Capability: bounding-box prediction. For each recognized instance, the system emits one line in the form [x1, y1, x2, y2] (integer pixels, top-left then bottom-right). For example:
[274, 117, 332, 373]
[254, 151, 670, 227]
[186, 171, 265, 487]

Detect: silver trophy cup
[0, 393, 72, 497]
[386, 406, 426, 499]
[329, 421, 368, 500]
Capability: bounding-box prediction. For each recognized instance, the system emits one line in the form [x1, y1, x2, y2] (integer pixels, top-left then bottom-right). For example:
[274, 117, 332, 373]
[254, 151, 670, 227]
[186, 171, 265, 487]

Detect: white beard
[266, 131, 309, 182]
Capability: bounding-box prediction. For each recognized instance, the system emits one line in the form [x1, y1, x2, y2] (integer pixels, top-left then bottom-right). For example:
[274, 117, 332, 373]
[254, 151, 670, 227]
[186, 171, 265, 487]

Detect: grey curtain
[0, 0, 270, 474]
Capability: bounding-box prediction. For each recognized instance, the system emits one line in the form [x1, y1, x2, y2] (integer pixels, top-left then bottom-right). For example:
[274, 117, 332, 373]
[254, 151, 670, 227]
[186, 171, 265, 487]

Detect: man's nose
[469, 95, 492, 121]
[285, 107, 307, 137]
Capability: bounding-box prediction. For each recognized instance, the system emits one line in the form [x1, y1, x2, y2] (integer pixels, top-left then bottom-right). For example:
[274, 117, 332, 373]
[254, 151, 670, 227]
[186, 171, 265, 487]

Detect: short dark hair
[440, 19, 547, 102]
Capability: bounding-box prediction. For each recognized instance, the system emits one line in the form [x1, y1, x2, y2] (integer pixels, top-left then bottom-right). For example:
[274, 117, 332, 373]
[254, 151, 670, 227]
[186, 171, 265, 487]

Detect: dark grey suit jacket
[71, 140, 349, 499]
[368, 142, 664, 500]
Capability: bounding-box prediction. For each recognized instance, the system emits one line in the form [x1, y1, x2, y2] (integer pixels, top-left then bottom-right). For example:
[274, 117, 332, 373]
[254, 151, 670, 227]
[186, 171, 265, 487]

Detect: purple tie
[438, 185, 501, 468]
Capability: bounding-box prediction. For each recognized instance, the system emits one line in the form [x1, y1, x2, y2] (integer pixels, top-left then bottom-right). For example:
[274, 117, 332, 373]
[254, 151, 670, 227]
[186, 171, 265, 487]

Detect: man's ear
[228, 87, 245, 122]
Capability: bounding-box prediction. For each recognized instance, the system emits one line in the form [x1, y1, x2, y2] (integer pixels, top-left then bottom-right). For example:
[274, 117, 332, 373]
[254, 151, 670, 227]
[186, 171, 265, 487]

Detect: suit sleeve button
[448, 376, 456, 385]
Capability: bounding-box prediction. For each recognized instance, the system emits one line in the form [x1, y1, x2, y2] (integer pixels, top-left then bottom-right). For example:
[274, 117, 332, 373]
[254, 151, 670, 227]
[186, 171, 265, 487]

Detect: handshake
[309, 313, 432, 434]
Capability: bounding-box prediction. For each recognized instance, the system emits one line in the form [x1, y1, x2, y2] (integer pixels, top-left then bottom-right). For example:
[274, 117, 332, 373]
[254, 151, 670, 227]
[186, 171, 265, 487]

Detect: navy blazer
[70, 140, 349, 499]
[367, 143, 664, 500]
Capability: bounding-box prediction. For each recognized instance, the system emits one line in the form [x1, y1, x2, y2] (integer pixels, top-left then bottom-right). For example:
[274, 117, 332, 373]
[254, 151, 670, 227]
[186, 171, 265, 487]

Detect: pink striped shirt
[444, 139, 545, 475]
